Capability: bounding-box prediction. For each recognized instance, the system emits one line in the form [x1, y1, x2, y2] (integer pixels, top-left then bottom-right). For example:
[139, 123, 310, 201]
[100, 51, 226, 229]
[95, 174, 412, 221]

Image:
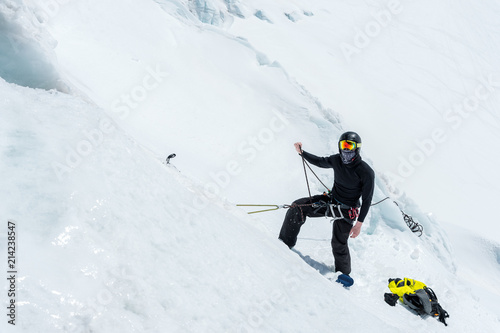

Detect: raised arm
[294, 142, 333, 168]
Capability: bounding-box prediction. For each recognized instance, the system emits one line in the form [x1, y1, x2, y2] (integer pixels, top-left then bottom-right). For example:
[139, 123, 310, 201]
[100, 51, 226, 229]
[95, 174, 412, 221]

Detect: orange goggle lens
[339, 140, 358, 151]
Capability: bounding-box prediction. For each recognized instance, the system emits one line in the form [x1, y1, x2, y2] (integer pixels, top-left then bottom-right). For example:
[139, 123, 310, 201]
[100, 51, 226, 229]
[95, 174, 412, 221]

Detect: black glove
[384, 293, 399, 306]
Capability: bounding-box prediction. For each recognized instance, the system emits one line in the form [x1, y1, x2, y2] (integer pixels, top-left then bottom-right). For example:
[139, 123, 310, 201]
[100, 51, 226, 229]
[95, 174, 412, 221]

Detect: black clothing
[278, 194, 355, 274]
[300, 150, 375, 222]
[278, 150, 375, 275]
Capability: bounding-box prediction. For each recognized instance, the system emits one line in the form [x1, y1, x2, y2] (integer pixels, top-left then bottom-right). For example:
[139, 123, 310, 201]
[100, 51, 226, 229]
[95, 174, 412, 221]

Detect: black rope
[369, 197, 424, 237]
[371, 196, 390, 206]
[301, 155, 313, 202]
[298, 156, 423, 237]
[394, 202, 424, 237]
[302, 158, 330, 192]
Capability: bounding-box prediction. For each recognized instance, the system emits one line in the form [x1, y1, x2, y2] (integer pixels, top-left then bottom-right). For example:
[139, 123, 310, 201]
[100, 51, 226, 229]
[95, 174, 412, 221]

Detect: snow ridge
[0, 0, 65, 90]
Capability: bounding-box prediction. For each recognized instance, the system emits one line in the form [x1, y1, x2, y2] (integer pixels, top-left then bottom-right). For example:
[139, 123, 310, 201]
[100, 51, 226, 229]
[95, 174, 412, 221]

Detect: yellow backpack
[385, 277, 449, 326]
[388, 277, 427, 300]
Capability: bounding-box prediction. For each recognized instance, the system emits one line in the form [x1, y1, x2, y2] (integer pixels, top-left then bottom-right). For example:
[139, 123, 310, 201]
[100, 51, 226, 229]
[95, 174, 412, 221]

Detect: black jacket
[301, 151, 375, 222]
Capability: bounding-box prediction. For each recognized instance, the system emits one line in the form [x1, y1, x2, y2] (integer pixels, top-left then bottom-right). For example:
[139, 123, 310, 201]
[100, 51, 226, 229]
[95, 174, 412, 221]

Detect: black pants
[278, 194, 355, 275]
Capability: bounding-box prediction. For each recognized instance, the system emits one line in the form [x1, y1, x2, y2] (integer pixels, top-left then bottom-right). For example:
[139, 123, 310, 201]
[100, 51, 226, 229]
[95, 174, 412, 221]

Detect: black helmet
[338, 131, 362, 164]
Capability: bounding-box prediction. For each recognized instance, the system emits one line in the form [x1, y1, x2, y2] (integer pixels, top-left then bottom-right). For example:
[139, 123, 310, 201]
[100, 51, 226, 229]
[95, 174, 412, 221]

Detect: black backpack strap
[435, 303, 449, 326]
[403, 293, 425, 314]
[424, 287, 449, 326]
[424, 286, 438, 301]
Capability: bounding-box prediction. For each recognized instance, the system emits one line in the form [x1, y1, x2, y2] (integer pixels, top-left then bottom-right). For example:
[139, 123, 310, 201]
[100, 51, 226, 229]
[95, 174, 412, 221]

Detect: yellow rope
[236, 204, 287, 214]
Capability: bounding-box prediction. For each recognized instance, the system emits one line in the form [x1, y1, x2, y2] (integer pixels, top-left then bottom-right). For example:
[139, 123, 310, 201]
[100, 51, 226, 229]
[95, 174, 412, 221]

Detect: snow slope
[35, 0, 500, 239]
[0, 0, 65, 90]
[226, 0, 500, 240]
[0, 79, 407, 332]
[1, 0, 500, 332]
[0, 74, 497, 332]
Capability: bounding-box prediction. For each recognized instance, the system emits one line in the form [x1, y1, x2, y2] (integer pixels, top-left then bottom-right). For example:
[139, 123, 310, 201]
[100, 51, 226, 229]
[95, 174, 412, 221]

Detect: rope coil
[373, 198, 424, 237]
[394, 202, 424, 237]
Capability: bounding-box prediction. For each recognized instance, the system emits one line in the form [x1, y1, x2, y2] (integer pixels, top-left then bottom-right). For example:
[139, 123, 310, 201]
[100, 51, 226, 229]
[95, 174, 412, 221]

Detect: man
[278, 131, 375, 276]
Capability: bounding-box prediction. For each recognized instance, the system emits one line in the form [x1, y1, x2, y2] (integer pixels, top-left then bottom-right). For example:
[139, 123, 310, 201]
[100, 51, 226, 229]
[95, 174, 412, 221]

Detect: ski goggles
[339, 140, 360, 151]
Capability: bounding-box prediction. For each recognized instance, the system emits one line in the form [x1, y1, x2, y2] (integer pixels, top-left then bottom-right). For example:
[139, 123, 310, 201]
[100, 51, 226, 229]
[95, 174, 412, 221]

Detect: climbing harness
[348, 207, 359, 220]
[237, 155, 424, 236]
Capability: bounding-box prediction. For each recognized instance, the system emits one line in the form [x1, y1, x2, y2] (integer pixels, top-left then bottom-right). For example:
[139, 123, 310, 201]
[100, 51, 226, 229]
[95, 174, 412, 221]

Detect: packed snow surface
[1, 0, 499, 332]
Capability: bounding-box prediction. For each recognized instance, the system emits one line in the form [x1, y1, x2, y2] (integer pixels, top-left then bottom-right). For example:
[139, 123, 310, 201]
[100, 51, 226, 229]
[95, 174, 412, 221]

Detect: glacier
[1, 0, 500, 332]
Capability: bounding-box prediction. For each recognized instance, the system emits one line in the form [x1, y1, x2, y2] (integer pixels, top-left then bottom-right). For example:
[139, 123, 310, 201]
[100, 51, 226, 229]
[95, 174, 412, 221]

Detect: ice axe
[166, 153, 176, 164]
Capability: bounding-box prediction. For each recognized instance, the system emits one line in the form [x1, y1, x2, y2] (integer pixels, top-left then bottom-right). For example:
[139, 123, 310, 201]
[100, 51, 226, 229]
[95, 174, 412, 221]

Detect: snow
[228, 0, 500, 240]
[1, 0, 499, 332]
[0, 0, 64, 90]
